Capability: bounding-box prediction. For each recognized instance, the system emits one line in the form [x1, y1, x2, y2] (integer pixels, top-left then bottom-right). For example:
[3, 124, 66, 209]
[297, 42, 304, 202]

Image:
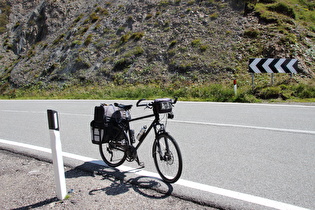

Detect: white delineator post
[47, 110, 67, 200]
[233, 79, 237, 96]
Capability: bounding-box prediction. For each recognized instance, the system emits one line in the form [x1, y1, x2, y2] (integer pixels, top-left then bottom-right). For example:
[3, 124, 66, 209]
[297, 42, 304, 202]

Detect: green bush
[244, 28, 260, 38]
[279, 33, 297, 45]
[71, 40, 82, 47]
[191, 39, 201, 47]
[0, 2, 10, 34]
[189, 84, 234, 101]
[257, 86, 281, 99]
[130, 32, 144, 41]
[159, 0, 171, 7]
[113, 58, 133, 71]
[169, 40, 177, 48]
[199, 44, 208, 52]
[260, 0, 276, 3]
[53, 34, 65, 45]
[209, 12, 218, 20]
[84, 34, 93, 46]
[233, 92, 260, 103]
[90, 12, 100, 23]
[294, 84, 315, 98]
[74, 14, 84, 23]
[187, 0, 195, 5]
[95, 7, 109, 16]
[120, 33, 131, 43]
[268, 3, 296, 19]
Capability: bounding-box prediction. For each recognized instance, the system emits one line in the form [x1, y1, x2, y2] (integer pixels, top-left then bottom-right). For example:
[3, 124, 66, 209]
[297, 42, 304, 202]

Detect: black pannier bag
[90, 106, 105, 144]
[90, 104, 131, 144]
[90, 120, 105, 144]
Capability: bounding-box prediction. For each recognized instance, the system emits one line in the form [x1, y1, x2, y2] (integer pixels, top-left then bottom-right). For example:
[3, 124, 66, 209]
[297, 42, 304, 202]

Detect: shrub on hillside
[268, 3, 296, 19]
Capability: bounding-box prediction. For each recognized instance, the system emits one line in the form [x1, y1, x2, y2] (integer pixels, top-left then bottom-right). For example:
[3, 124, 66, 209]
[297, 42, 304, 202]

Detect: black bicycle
[91, 98, 182, 183]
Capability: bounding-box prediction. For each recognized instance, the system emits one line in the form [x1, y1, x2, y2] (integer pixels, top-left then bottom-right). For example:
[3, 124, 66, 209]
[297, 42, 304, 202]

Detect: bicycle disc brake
[164, 151, 174, 165]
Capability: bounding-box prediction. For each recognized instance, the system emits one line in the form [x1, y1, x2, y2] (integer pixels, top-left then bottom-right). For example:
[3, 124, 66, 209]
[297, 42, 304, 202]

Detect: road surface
[0, 100, 314, 209]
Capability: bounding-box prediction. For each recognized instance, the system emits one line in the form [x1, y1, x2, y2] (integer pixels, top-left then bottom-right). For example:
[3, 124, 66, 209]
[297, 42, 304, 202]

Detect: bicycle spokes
[153, 133, 182, 183]
[100, 140, 127, 167]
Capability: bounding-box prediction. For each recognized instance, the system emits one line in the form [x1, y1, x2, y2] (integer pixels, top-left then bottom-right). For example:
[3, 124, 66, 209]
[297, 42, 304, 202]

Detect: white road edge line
[172, 119, 315, 135]
[0, 139, 309, 210]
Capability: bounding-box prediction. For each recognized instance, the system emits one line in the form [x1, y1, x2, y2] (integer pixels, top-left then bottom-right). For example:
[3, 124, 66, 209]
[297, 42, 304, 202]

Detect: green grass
[254, 0, 315, 31]
[1, 78, 314, 103]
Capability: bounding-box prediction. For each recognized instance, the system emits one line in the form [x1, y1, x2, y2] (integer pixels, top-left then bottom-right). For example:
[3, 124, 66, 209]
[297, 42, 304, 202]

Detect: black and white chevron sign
[249, 58, 299, 74]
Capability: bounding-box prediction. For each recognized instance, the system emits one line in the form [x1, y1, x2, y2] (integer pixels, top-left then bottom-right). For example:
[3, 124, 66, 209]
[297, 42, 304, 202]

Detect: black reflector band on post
[47, 110, 59, 131]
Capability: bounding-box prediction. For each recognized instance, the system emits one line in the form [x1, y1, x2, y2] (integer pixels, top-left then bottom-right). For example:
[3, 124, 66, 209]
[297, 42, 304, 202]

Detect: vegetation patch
[0, 0, 314, 102]
[113, 58, 133, 72]
[254, 0, 315, 31]
[1, 72, 315, 103]
[244, 28, 260, 38]
[0, 1, 10, 34]
[267, 2, 296, 19]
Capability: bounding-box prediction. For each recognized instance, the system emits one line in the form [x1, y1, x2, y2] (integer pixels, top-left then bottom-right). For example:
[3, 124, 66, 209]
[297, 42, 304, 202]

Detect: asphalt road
[0, 100, 314, 209]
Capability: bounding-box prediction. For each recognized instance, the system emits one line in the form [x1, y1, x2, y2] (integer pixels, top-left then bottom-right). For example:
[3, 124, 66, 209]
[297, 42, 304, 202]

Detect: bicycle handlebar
[136, 99, 147, 107]
[136, 97, 178, 107]
[173, 97, 178, 104]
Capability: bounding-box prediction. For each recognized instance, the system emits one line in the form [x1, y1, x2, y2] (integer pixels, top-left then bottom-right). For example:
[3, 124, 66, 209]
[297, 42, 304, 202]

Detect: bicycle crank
[126, 146, 144, 167]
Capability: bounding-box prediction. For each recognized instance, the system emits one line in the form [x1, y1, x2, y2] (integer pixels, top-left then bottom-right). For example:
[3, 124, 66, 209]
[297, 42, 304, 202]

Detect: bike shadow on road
[65, 161, 173, 200]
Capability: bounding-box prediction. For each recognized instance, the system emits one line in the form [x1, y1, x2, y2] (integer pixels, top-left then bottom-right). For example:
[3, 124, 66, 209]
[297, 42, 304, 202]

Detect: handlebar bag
[153, 98, 172, 113]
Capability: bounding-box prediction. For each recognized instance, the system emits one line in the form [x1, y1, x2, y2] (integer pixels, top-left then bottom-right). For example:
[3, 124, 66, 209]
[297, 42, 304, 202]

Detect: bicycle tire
[152, 133, 183, 183]
[99, 131, 127, 167]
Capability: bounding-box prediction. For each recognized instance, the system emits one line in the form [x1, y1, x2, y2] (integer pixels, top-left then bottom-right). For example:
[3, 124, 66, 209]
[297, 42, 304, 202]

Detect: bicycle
[93, 98, 182, 183]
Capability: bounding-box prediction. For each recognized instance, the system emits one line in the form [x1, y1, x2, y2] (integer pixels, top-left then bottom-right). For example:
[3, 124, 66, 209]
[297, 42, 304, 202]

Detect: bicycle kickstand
[136, 156, 145, 168]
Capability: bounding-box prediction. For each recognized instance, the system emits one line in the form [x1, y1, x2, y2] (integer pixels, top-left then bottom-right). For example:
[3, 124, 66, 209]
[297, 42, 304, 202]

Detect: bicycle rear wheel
[99, 131, 127, 167]
[152, 133, 182, 183]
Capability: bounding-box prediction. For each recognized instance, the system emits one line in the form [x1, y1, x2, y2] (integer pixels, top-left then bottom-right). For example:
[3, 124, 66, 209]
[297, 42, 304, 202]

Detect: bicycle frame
[128, 113, 165, 151]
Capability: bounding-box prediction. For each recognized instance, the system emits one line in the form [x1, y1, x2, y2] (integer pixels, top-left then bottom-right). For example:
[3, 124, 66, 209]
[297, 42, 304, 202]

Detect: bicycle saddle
[114, 103, 133, 110]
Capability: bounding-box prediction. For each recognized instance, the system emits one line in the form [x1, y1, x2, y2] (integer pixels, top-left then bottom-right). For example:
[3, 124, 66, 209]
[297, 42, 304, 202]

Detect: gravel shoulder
[0, 149, 215, 210]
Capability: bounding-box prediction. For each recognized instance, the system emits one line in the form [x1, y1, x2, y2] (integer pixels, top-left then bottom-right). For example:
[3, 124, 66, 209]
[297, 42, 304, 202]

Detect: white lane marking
[0, 139, 51, 153]
[172, 119, 315, 135]
[0, 139, 309, 210]
[178, 101, 315, 108]
[176, 179, 309, 210]
[1, 110, 45, 114]
[1, 100, 315, 108]
[2, 109, 315, 135]
[1, 110, 91, 117]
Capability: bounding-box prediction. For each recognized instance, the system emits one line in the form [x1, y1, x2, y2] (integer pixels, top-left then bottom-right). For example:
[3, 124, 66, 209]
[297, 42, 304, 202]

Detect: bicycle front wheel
[99, 131, 127, 167]
[152, 133, 183, 183]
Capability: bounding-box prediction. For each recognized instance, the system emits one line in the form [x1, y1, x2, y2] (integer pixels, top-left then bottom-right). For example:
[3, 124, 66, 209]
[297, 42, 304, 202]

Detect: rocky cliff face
[0, 0, 314, 89]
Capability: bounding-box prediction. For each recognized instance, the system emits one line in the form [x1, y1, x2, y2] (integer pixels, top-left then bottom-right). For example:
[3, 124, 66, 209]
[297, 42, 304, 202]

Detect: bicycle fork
[152, 122, 172, 162]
